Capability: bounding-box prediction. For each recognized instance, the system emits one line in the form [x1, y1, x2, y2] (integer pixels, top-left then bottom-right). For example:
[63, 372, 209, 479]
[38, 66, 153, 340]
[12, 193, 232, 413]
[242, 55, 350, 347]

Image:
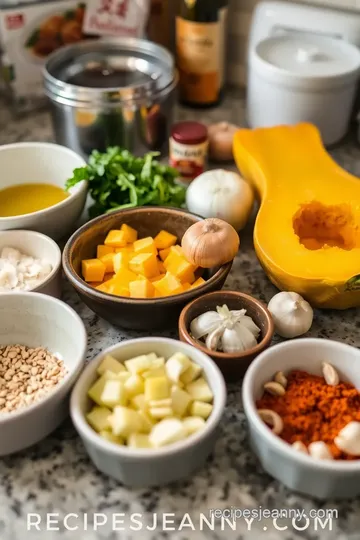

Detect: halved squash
[233, 122, 360, 309]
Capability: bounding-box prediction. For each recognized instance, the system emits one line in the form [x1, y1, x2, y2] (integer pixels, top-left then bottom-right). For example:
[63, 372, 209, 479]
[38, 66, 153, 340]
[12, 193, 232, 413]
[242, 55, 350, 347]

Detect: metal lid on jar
[252, 34, 360, 89]
[171, 122, 208, 145]
[44, 38, 177, 107]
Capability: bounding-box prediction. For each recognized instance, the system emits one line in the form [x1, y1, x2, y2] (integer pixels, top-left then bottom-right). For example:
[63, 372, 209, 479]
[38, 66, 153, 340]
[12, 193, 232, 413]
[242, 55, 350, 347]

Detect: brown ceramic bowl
[178, 291, 274, 381]
[63, 207, 232, 330]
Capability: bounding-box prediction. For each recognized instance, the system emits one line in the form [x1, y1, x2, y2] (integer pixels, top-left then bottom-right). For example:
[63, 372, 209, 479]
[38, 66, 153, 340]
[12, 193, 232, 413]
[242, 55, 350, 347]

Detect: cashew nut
[334, 421, 360, 456]
[322, 362, 339, 386]
[257, 409, 283, 435]
[274, 371, 287, 388]
[264, 381, 286, 396]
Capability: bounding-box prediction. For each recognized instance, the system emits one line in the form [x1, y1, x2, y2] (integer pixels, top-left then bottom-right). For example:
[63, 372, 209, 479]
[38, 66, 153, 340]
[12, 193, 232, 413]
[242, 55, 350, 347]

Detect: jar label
[176, 17, 221, 104]
[169, 137, 208, 180]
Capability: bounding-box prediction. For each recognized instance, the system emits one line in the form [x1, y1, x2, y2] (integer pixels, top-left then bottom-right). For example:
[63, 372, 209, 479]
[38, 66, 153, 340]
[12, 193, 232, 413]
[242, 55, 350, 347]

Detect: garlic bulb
[190, 304, 260, 354]
[267, 291, 313, 338]
[185, 169, 254, 231]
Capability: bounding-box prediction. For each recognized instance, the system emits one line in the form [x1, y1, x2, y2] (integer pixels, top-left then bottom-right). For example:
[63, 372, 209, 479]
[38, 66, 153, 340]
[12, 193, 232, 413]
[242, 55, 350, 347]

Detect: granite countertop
[1, 90, 360, 540]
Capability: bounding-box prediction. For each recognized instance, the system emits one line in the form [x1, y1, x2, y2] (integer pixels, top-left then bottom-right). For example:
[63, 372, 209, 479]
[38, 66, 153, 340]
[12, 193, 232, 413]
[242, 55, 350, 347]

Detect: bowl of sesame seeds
[0, 291, 87, 455]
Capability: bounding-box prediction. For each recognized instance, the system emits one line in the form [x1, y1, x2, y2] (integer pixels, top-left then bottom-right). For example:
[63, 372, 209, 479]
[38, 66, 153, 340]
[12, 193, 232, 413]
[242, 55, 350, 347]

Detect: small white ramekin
[242, 338, 360, 500]
[70, 337, 227, 488]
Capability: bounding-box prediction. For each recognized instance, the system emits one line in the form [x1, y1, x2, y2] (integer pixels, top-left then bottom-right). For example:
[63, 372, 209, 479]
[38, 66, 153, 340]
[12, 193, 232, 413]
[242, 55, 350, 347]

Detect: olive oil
[176, 0, 228, 107]
[0, 183, 68, 217]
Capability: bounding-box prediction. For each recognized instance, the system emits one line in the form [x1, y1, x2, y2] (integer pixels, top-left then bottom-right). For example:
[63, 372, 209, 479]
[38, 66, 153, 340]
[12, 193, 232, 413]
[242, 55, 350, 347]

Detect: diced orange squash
[163, 246, 185, 269]
[133, 237, 157, 256]
[154, 230, 177, 250]
[99, 253, 115, 273]
[120, 223, 138, 243]
[97, 245, 114, 259]
[82, 259, 106, 282]
[182, 282, 192, 291]
[104, 230, 127, 247]
[113, 252, 129, 273]
[115, 246, 133, 254]
[154, 289, 163, 297]
[158, 260, 166, 274]
[167, 258, 197, 284]
[129, 253, 159, 279]
[129, 279, 155, 298]
[112, 267, 138, 287]
[191, 277, 206, 289]
[104, 273, 114, 282]
[88, 281, 102, 288]
[159, 248, 171, 261]
[107, 281, 130, 297]
[95, 282, 111, 293]
[150, 273, 165, 282]
[152, 272, 184, 296]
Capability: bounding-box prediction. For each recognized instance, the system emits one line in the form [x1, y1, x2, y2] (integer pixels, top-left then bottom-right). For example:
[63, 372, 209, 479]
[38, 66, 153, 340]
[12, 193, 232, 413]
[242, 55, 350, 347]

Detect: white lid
[253, 34, 360, 88]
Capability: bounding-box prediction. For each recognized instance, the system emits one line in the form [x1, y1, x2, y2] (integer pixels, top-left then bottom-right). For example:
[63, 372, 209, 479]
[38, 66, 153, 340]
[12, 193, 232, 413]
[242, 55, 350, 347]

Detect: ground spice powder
[256, 370, 360, 460]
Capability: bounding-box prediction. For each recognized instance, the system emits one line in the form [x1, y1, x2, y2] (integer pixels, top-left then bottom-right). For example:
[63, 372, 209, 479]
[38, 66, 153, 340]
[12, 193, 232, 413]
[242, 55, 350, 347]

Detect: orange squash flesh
[233, 122, 360, 309]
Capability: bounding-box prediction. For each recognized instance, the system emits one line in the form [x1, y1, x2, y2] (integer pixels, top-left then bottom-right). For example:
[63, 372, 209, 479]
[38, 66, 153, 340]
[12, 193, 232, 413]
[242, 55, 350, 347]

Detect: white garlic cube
[183, 416, 206, 435]
[124, 375, 144, 397]
[144, 377, 170, 402]
[186, 377, 213, 403]
[149, 418, 187, 447]
[165, 353, 191, 383]
[171, 386, 192, 417]
[86, 406, 112, 432]
[111, 406, 143, 438]
[190, 400, 213, 419]
[100, 380, 127, 408]
[97, 355, 126, 376]
[180, 362, 203, 385]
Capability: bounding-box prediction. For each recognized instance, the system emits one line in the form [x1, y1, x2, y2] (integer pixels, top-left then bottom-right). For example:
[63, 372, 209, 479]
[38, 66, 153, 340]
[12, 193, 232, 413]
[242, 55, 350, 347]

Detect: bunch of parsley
[66, 147, 186, 218]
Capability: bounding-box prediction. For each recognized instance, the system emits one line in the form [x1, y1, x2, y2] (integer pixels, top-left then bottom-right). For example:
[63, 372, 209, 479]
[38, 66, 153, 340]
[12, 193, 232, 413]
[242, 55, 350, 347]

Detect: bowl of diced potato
[62, 206, 233, 330]
[70, 337, 226, 487]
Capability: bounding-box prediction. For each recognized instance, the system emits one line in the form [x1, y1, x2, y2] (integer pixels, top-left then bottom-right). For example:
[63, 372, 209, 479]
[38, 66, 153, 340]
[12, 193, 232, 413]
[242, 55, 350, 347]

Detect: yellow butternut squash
[233, 122, 360, 309]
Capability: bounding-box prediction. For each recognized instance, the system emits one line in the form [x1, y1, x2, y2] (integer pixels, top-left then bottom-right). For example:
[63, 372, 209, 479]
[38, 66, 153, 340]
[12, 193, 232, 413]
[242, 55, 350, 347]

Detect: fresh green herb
[26, 30, 39, 48]
[66, 147, 185, 218]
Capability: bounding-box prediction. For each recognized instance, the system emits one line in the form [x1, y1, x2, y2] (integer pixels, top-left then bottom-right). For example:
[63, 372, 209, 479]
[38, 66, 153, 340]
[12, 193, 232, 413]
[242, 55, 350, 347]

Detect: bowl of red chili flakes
[242, 337, 360, 500]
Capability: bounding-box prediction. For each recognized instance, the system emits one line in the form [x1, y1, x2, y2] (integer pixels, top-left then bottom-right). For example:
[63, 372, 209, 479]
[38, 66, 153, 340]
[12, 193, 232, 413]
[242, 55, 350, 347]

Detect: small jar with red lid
[169, 121, 208, 184]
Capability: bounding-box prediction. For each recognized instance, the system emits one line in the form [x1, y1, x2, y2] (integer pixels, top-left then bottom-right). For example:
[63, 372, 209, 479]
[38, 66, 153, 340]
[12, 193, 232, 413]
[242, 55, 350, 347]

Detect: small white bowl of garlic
[0, 230, 62, 298]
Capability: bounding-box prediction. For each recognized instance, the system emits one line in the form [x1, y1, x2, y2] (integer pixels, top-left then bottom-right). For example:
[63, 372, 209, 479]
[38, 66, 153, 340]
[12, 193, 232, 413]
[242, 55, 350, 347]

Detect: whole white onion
[186, 169, 254, 231]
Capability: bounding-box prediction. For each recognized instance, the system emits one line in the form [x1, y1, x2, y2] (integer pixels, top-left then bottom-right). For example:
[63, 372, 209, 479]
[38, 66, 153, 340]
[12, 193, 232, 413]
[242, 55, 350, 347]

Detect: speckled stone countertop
[1, 90, 360, 540]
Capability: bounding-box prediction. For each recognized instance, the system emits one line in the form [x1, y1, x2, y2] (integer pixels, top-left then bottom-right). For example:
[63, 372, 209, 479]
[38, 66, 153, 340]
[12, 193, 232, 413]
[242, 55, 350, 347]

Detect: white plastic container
[247, 34, 360, 145]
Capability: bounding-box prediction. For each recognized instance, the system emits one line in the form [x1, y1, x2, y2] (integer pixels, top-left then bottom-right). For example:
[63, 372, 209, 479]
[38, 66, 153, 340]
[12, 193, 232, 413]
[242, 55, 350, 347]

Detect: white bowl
[242, 338, 360, 500]
[0, 142, 87, 240]
[71, 337, 226, 488]
[0, 230, 62, 297]
[0, 292, 87, 456]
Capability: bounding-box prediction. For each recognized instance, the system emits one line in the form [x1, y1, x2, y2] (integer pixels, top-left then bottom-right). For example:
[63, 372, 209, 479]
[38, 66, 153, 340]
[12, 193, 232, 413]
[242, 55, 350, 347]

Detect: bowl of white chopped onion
[0, 230, 62, 298]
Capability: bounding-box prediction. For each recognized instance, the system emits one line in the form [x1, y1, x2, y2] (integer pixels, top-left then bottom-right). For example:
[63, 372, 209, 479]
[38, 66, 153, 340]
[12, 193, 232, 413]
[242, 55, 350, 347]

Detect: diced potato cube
[120, 223, 138, 243]
[103, 370, 131, 382]
[166, 352, 191, 383]
[186, 377, 213, 403]
[171, 386, 192, 417]
[113, 252, 129, 273]
[99, 252, 115, 273]
[159, 248, 171, 261]
[129, 279, 155, 298]
[142, 366, 166, 379]
[154, 230, 177, 250]
[99, 430, 124, 445]
[131, 394, 148, 411]
[183, 416, 206, 435]
[100, 380, 127, 408]
[190, 401, 213, 419]
[88, 375, 108, 406]
[149, 407, 173, 419]
[124, 375, 144, 397]
[97, 354, 126, 376]
[191, 277, 206, 289]
[82, 259, 106, 283]
[87, 406, 112, 432]
[104, 230, 127, 247]
[129, 253, 159, 279]
[149, 418, 187, 447]
[127, 433, 152, 448]
[97, 245, 114, 258]
[180, 361, 203, 385]
[138, 410, 155, 433]
[133, 237, 157, 256]
[125, 353, 158, 375]
[144, 376, 170, 401]
[111, 406, 143, 437]
[152, 272, 183, 296]
[167, 258, 197, 284]
[149, 398, 172, 408]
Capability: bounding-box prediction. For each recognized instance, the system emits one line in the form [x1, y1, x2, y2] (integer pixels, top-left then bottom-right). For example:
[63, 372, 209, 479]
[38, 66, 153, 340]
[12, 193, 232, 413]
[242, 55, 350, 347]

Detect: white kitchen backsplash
[228, 0, 360, 86]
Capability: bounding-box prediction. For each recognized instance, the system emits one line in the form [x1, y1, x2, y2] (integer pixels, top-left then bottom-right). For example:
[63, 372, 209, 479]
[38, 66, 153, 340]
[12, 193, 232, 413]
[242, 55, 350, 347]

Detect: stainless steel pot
[43, 38, 178, 157]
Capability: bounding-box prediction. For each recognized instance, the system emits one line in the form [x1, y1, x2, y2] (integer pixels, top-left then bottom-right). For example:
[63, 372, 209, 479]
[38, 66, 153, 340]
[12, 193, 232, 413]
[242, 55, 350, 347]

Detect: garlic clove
[321, 362, 339, 386]
[308, 441, 333, 460]
[292, 441, 308, 454]
[205, 325, 224, 351]
[221, 323, 257, 353]
[334, 421, 360, 456]
[190, 311, 222, 340]
[263, 381, 286, 397]
[257, 409, 283, 435]
[274, 371, 288, 388]
[267, 291, 313, 339]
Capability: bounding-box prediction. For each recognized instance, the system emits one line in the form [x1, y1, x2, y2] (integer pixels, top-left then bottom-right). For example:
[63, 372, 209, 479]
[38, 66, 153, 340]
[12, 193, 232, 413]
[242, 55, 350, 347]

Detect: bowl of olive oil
[0, 142, 87, 240]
